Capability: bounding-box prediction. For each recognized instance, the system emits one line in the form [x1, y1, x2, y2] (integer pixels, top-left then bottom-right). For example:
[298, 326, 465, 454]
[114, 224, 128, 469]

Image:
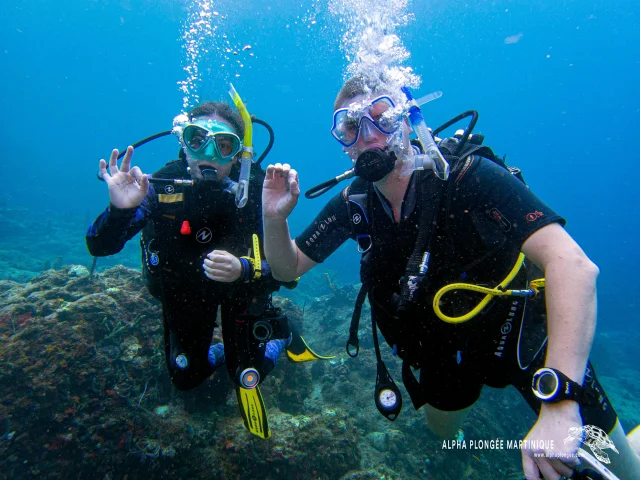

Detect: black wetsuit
[87, 160, 283, 390]
[296, 156, 616, 432]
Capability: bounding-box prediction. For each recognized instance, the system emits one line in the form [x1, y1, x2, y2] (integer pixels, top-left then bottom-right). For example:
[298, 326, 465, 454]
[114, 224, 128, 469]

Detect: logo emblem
[526, 210, 544, 222]
[501, 322, 512, 335]
[319, 222, 328, 232]
[164, 184, 175, 194]
[150, 253, 159, 266]
[196, 227, 213, 243]
[352, 213, 362, 225]
[564, 425, 618, 464]
[490, 208, 511, 232]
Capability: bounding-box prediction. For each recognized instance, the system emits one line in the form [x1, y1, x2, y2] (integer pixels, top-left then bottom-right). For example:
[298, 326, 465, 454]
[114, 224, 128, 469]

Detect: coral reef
[0, 266, 362, 479]
[1, 202, 638, 479]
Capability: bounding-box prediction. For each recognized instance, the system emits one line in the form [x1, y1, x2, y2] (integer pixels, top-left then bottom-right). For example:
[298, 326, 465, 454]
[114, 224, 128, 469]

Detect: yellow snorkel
[228, 83, 253, 208]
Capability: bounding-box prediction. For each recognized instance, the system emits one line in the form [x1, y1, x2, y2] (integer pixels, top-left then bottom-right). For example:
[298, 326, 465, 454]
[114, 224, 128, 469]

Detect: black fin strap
[346, 282, 369, 358]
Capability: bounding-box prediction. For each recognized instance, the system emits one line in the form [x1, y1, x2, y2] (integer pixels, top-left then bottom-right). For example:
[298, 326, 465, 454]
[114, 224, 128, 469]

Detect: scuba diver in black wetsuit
[86, 87, 329, 439]
[261, 75, 640, 478]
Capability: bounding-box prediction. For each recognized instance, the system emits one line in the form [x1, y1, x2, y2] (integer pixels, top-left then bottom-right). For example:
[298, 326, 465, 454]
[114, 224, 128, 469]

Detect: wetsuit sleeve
[85, 187, 155, 256]
[294, 191, 353, 263]
[460, 158, 566, 251]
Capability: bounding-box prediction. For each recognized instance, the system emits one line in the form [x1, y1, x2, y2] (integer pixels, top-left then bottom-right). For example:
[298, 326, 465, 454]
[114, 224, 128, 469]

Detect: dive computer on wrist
[531, 367, 585, 403]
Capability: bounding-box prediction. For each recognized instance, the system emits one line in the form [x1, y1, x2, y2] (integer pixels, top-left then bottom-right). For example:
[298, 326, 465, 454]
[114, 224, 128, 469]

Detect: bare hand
[522, 402, 582, 480]
[262, 163, 300, 221]
[99, 146, 149, 209]
[203, 250, 242, 282]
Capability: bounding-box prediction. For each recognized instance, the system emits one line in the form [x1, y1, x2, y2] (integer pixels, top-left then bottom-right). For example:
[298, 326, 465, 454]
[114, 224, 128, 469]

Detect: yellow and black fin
[236, 386, 270, 439]
[286, 324, 335, 363]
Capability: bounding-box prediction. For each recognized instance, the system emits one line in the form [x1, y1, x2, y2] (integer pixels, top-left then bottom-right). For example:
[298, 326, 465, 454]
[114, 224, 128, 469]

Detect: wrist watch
[531, 367, 585, 403]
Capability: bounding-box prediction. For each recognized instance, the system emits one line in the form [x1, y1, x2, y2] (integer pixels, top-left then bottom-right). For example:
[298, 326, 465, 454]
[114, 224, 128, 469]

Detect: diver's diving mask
[179, 118, 242, 164]
[331, 96, 404, 148]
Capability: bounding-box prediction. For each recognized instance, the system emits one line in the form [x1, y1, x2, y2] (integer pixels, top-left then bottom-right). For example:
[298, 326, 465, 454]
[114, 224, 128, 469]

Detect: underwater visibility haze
[0, 0, 638, 478]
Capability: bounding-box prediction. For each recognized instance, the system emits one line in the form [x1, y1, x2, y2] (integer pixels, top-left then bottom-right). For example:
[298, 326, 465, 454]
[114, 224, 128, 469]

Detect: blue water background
[1, 0, 638, 331]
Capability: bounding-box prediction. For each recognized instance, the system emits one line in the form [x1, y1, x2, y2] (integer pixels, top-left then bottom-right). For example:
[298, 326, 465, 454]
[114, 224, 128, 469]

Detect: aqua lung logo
[150, 253, 159, 266]
[305, 215, 337, 247]
[494, 300, 519, 357]
[164, 184, 175, 194]
[196, 227, 213, 244]
[352, 213, 362, 225]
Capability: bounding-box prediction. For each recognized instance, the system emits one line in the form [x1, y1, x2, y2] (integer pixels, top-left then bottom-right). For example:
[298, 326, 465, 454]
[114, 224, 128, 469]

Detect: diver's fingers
[265, 164, 277, 180]
[203, 262, 234, 282]
[139, 174, 149, 196]
[130, 166, 144, 184]
[108, 149, 120, 176]
[120, 146, 134, 173]
[547, 458, 575, 478]
[204, 269, 224, 281]
[288, 168, 300, 196]
[535, 456, 562, 480]
[99, 159, 110, 180]
[522, 452, 541, 480]
[206, 250, 230, 262]
[270, 163, 286, 179]
[203, 258, 232, 272]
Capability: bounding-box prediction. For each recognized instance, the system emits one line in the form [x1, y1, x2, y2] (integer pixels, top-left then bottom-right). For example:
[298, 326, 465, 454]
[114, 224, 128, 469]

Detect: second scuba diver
[86, 88, 329, 439]
[261, 75, 640, 478]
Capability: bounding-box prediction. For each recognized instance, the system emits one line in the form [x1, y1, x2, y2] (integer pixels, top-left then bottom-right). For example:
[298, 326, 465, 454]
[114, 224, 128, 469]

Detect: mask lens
[332, 109, 359, 146]
[183, 125, 210, 152]
[369, 97, 398, 133]
[214, 133, 241, 158]
[331, 96, 400, 147]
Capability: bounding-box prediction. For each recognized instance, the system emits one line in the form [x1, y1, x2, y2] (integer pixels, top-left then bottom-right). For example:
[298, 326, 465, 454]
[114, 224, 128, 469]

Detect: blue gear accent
[208, 343, 226, 368]
[264, 339, 287, 366]
[175, 354, 189, 370]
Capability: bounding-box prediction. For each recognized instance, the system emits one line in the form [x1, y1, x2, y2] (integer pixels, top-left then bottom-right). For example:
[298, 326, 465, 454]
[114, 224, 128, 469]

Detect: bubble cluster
[177, 1, 254, 111]
[328, 0, 421, 97]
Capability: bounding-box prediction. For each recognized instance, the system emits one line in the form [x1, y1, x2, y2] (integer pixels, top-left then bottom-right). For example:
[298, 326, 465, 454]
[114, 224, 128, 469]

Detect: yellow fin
[286, 334, 335, 363]
[236, 386, 270, 439]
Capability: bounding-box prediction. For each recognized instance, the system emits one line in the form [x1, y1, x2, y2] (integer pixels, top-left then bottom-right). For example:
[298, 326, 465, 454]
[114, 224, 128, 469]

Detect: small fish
[504, 33, 523, 45]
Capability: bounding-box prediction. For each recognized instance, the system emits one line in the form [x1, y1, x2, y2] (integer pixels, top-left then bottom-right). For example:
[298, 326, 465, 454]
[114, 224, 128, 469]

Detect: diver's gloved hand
[203, 250, 242, 282]
[522, 402, 582, 480]
[262, 163, 300, 220]
[99, 146, 149, 209]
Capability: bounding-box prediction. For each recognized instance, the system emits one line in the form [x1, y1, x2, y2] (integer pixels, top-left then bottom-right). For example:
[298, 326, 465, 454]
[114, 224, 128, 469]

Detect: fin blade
[286, 334, 335, 363]
[236, 386, 270, 439]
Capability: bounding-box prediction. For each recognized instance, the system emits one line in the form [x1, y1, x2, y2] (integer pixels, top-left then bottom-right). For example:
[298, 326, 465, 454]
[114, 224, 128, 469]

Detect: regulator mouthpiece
[354, 149, 397, 182]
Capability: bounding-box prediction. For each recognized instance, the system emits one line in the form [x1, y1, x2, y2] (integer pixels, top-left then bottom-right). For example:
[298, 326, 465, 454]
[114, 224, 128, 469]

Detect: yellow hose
[228, 83, 253, 159]
[433, 253, 545, 324]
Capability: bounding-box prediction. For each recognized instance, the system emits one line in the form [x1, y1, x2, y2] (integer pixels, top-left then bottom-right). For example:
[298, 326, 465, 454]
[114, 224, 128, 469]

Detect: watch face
[379, 389, 398, 409]
[534, 369, 559, 400]
[538, 372, 559, 395]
